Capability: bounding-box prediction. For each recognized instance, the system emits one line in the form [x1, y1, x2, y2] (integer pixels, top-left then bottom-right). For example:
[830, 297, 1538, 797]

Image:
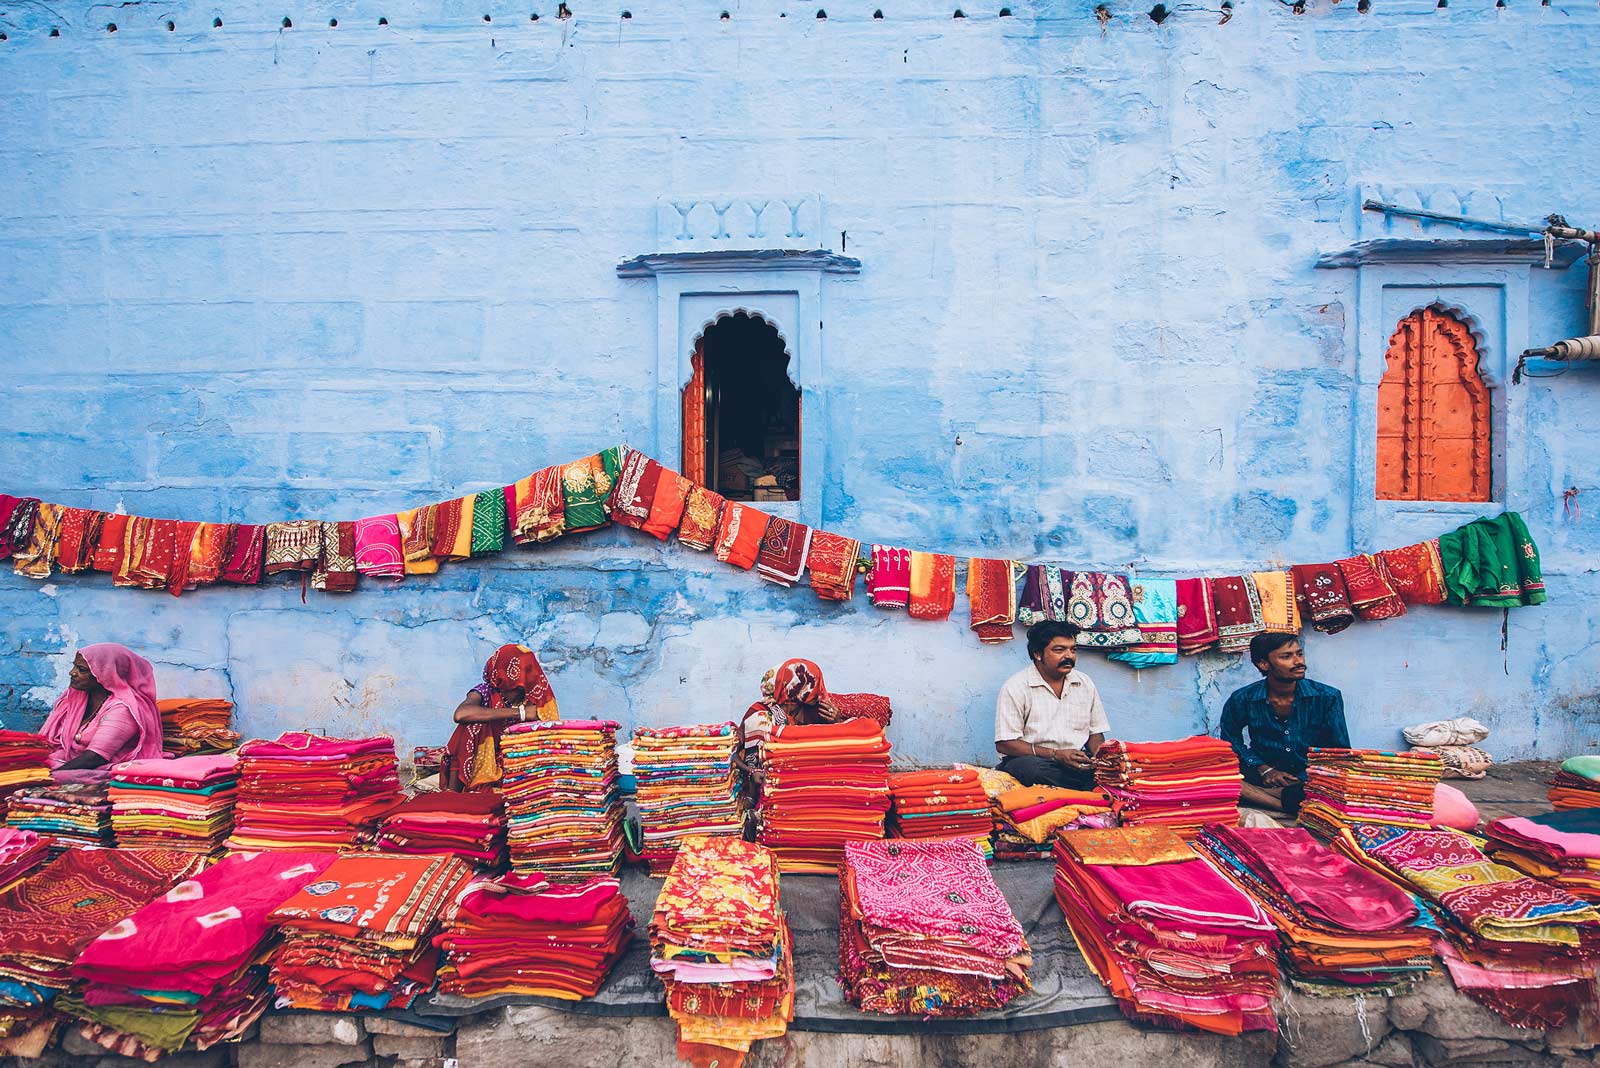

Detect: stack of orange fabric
[993, 785, 1114, 860]
[225, 733, 401, 852]
[268, 852, 474, 1012]
[887, 768, 992, 856]
[0, 732, 49, 818]
[157, 699, 239, 755]
[1549, 757, 1600, 810]
[758, 718, 890, 873]
[651, 837, 793, 1068]
[435, 873, 633, 999]
[1298, 749, 1442, 839]
[1092, 737, 1242, 834]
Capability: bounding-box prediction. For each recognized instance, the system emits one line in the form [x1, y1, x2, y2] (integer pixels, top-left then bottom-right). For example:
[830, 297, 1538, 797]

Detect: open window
[1377, 306, 1492, 502]
[681, 312, 800, 502]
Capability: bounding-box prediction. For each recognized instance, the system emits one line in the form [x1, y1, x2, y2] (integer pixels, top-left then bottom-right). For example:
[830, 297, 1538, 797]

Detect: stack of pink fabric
[225, 733, 400, 852]
[0, 827, 46, 890]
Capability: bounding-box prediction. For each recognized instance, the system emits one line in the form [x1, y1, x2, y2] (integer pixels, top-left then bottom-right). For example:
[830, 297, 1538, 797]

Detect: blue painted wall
[2, 0, 1598, 766]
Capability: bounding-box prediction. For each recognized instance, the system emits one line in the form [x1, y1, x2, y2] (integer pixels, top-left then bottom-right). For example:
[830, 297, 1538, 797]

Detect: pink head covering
[40, 643, 165, 766]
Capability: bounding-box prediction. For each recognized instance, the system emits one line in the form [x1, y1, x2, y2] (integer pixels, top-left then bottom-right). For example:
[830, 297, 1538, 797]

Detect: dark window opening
[686, 313, 800, 502]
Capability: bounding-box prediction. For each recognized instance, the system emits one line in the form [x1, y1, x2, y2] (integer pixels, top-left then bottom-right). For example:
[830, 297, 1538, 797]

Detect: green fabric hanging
[1437, 511, 1546, 608]
[470, 489, 506, 554]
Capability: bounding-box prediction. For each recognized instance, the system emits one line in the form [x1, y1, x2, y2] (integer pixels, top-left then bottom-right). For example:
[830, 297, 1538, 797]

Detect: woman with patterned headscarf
[734, 658, 841, 803]
[441, 643, 558, 793]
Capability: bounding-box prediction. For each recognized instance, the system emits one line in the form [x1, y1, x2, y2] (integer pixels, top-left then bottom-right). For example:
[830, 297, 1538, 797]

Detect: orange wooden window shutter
[681, 343, 707, 486]
[1376, 308, 1491, 502]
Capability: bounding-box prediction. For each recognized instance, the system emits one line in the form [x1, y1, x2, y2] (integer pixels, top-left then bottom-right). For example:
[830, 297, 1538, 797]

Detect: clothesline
[0, 444, 1547, 655]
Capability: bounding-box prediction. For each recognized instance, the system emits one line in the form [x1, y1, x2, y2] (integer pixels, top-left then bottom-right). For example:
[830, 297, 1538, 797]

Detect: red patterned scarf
[806, 531, 861, 601]
[755, 517, 813, 587]
[967, 558, 1018, 643]
[1210, 575, 1265, 653]
[1290, 563, 1355, 634]
[1378, 540, 1446, 605]
[1336, 555, 1407, 621]
[1175, 577, 1219, 654]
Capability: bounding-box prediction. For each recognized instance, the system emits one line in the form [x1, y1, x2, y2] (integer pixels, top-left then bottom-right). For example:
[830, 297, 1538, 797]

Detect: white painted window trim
[617, 250, 861, 530]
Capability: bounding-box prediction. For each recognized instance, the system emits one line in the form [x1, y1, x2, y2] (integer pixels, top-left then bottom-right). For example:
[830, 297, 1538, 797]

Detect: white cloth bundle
[1402, 717, 1490, 748]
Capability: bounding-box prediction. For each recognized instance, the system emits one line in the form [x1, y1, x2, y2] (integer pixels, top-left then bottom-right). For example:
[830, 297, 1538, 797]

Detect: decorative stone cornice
[616, 249, 863, 278]
[1316, 238, 1586, 269]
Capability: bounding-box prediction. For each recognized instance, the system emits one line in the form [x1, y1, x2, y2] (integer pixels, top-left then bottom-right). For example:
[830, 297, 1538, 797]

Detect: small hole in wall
[530, 11, 540, 18]
[1148, 2, 1168, 19]
[483, 13, 492, 20]
[1093, 4, 1111, 24]
[50, 26, 60, 34]
[952, 7, 966, 14]
[816, 7, 826, 16]
[557, 2, 571, 16]
[873, 7, 883, 15]
[212, 16, 223, 26]
[166, 19, 175, 28]
[328, 17, 337, 25]
[720, 9, 730, 16]
[281, 16, 292, 27]
[1291, 0, 1305, 12]
[378, 15, 388, 22]
[1357, 0, 1369, 10]
[1435, 0, 1445, 7]
[106, 21, 117, 31]
[1, 30, 9, 38]
[998, 5, 1011, 12]
[621, 8, 631, 15]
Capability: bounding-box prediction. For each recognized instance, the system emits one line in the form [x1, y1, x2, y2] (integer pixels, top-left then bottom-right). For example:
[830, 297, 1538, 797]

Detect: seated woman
[41, 643, 165, 778]
[442, 643, 557, 793]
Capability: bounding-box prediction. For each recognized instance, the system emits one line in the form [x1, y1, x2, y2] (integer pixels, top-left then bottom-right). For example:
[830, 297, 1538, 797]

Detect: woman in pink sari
[41, 643, 165, 775]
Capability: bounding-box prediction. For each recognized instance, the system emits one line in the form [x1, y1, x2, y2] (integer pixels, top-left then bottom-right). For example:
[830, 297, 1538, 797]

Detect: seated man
[994, 621, 1109, 790]
[1220, 632, 1349, 815]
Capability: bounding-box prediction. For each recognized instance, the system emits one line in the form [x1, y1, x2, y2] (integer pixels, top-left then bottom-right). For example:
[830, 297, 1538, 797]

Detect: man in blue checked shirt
[1220, 632, 1349, 816]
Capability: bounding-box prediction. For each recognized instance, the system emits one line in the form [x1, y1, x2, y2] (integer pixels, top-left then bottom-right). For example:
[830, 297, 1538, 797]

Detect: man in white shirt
[994, 621, 1110, 789]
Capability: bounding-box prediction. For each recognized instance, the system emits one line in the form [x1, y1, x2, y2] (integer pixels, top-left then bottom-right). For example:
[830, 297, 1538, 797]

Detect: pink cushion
[1431, 782, 1480, 831]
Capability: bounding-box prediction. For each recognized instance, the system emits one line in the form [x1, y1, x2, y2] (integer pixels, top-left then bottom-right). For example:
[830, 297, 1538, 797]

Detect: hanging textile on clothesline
[0, 445, 1546, 660]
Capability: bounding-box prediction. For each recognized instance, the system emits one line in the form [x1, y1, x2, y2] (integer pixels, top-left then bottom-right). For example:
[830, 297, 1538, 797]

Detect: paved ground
[1454, 758, 1560, 821]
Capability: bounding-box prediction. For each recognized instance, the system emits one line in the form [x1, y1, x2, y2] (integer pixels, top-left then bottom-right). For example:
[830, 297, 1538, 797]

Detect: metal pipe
[1360, 198, 1549, 237]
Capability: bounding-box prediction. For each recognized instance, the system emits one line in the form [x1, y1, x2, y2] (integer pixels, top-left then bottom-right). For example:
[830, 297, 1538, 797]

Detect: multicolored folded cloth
[758, 718, 890, 874]
[501, 720, 624, 878]
[1093, 737, 1241, 834]
[632, 723, 743, 876]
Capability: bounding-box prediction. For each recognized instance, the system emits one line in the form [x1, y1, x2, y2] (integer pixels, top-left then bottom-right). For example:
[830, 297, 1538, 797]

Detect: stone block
[88, 1048, 227, 1068]
[258, 1013, 367, 1046]
[1364, 1034, 1418, 1068]
[1548, 1016, 1600, 1054]
[237, 1040, 374, 1068]
[1389, 980, 1531, 1043]
[372, 1033, 449, 1061]
[1275, 988, 1393, 1068]
[453, 1006, 680, 1068]
[361, 1016, 454, 1038]
[1410, 1037, 1518, 1064]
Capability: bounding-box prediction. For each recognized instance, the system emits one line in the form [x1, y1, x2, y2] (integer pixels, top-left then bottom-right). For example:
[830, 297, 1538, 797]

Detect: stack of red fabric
[887, 768, 993, 857]
[1093, 737, 1242, 834]
[1549, 757, 1600, 810]
[69, 850, 335, 1058]
[0, 731, 49, 818]
[375, 791, 505, 867]
[435, 873, 633, 999]
[758, 718, 891, 873]
[1053, 826, 1279, 1035]
[1298, 749, 1441, 839]
[268, 852, 474, 1012]
[225, 733, 401, 852]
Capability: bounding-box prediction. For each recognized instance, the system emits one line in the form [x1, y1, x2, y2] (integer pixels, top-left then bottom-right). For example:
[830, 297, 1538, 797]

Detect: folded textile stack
[1549, 755, 1600, 810]
[651, 837, 793, 1068]
[268, 852, 474, 1012]
[1331, 822, 1600, 1028]
[500, 720, 624, 878]
[375, 791, 505, 867]
[156, 698, 239, 755]
[1053, 826, 1279, 1034]
[886, 768, 993, 856]
[0, 849, 200, 1031]
[4, 782, 113, 850]
[108, 754, 238, 855]
[68, 850, 335, 1058]
[1093, 737, 1242, 834]
[1193, 824, 1434, 992]
[1485, 810, 1600, 902]
[0, 828, 46, 891]
[840, 839, 1030, 1015]
[758, 717, 891, 873]
[632, 723, 744, 876]
[0, 732, 49, 817]
[435, 873, 633, 999]
[1298, 748, 1442, 839]
[992, 785, 1114, 860]
[226, 733, 401, 852]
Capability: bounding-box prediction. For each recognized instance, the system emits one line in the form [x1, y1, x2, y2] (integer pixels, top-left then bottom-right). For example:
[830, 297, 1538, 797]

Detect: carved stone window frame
[617, 250, 861, 529]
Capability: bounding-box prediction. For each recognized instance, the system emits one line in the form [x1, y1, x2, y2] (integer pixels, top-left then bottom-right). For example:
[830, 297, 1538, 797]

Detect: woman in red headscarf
[441, 643, 557, 793]
[41, 643, 166, 778]
[734, 658, 841, 802]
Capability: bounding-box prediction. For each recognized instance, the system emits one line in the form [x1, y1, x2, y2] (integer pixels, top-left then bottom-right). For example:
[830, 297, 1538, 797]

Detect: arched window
[1376, 306, 1491, 502]
[681, 313, 800, 502]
